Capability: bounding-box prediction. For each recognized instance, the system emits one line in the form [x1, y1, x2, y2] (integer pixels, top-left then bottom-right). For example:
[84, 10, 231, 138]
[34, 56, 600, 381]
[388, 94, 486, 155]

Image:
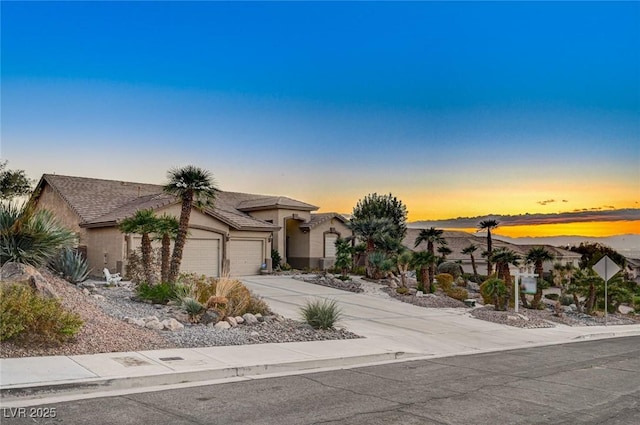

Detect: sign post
[593, 256, 621, 326]
[513, 270, 538, 313]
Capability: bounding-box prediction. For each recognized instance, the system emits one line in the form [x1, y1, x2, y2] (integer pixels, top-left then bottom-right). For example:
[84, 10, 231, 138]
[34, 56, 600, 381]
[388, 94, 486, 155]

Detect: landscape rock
[91, 294, 105, 301]
[124, 317, 146, 327]
[83, 288, 91, 296]
[0, 262, 57, 298]
[161, 318, 184, 331]
[145, 317, 164, 330]
[416, 291, 424, 297]
[242, 313, 259, 325]
[214, 321, 231, 330]
[200, 310, 219, 325]
[618, 305, 635, 315]
[235, 316, 245, 324]
[226, 316, 238, 327]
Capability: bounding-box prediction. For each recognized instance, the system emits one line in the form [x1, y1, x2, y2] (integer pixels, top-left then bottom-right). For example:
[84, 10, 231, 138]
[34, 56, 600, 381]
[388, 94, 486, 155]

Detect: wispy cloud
[537, 199, 556, 206]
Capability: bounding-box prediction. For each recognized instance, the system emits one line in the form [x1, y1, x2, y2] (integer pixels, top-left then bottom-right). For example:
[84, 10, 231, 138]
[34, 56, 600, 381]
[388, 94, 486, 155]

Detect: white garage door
[181, 238, 220, 277]
[229, 240, 263, 276]
[324, 234, 338, 258]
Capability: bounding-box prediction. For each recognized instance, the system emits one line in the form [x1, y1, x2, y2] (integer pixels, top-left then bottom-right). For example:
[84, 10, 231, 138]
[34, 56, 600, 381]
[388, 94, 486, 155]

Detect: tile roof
[300, 213, 349, 230]
[236, 195, 318, 212]
[37, 174, 281, 231]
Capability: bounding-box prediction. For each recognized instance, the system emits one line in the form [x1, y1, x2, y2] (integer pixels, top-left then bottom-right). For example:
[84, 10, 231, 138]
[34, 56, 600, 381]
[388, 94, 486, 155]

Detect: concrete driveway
[241, 275, 640, 357]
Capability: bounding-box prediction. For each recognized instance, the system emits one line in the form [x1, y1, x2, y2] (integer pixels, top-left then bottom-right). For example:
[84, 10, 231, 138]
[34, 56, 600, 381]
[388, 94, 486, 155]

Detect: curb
[0, 351, 415, 404]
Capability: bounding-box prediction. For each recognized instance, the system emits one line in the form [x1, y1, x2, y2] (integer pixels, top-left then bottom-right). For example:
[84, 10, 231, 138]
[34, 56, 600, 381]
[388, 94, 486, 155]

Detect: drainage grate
[159, 357, 184, 361]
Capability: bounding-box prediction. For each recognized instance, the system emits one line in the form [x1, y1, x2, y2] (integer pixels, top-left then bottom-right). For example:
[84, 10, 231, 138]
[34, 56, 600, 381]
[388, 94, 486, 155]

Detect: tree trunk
[471, 255, 478, 281]
[573, 293, 582, 313]
[168, 195, 193, 283]
[141, 233, 153, 284]
[486, 230, 493, 275]
[160, 234, 171, 283]
[364, 239, 375, 278]
[585, 283, 596, 314]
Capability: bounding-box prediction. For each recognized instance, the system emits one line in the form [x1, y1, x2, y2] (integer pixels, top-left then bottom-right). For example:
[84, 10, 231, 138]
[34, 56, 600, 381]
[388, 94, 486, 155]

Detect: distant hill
[491, 234, 640, 258]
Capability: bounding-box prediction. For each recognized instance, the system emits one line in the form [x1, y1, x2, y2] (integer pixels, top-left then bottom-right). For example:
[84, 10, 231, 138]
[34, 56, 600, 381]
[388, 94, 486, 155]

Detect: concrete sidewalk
[2, 275, 639, 406]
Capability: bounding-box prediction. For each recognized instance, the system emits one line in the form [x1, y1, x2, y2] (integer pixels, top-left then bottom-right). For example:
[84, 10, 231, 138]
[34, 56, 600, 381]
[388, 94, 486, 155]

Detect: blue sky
[2, 1, 639, 229]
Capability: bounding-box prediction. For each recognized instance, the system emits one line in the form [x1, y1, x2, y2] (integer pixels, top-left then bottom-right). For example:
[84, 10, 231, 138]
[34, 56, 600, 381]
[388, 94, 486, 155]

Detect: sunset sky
[2, 1, 638, 237]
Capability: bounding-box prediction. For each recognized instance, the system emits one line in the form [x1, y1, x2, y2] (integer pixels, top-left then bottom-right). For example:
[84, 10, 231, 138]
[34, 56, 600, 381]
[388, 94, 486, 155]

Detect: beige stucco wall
[34, 184, 87, 244]
[157, 205, 230, 235]
[84, 227, 126, 275]
[248, 209, 311, 260]
[309, 219, 351, 259]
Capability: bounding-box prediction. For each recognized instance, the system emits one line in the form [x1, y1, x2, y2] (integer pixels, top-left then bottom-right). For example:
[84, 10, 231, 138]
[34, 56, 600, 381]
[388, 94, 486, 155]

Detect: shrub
[49, 247, 91, 284]
[0, 284, 83, 343]
[136, 282, 176, 304]
[271, 249, 282, 270]
[300, 299, 342, 330]
[437, 262, 463, 280]
[126, 248, 161, 284]
[446, 287, 469, 301]
[396, 287, 409, 295]
[246, 294, 271, 316]
[353, 266, 366, 276]
[181, 297, 205, 323]
[435, 273, 454, 292]
[545, 293, 559, 301]
[560, 294, 574, 306]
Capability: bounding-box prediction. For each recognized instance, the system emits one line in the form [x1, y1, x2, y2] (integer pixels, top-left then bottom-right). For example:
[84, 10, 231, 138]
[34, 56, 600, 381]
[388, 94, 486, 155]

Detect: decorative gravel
[293, 274, 364, 293]
[383, 287, 469, 308]
[1, 271, 359, 358]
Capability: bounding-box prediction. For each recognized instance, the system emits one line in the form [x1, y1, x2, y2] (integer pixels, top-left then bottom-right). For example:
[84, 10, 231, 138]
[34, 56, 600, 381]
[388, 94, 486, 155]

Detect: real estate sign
[521, 276, 537, 295]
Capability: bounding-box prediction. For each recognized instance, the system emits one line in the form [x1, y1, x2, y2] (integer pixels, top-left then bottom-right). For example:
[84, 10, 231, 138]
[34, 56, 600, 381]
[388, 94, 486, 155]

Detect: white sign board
[521, 277, 537, 295]
[593, 256, 621, 281]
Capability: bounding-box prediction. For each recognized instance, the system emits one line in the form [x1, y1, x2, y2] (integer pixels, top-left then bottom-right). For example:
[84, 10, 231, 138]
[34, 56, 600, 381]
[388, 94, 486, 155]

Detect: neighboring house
[625, 257, 640, 284]
[404, 229, 581, 276]
[32, 174, 349, 277]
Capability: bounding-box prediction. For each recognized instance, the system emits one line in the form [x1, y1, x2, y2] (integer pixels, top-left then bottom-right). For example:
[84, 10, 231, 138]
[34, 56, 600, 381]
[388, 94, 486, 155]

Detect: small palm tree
[396, 250, 413, 288]
[478, 219, 499, 275]
[461, 244, 479, 281]
[119, 209, 158, 284]
[414, 227, 446, 285]
[491, 248, 521, 310]
[410, 251, 437, 292]
[154, 214, 180, 283]
[349, 217, 393, 278]
[525, 246, 556, 309]
[164, 166, 218, 283]
[437, 245, 452, 262]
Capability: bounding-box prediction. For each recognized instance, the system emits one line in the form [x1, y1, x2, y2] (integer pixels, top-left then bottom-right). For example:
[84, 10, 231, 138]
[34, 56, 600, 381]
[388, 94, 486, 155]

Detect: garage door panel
[229, 240, 263, 276]
[181, 239, 220, 277]
[324, 234, 338, 258]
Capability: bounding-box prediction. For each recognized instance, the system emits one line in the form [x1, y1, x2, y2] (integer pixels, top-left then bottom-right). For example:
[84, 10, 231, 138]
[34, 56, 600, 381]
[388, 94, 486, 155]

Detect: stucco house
[32, 174, 351, 277]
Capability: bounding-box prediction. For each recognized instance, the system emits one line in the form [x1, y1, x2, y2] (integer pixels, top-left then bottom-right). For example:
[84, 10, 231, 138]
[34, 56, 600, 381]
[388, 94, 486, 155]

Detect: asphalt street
[2, 336, 638, 425]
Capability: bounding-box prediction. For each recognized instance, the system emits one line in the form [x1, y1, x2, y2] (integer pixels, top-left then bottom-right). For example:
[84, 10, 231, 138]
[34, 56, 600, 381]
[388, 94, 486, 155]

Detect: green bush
[545, 293, 559, 301]
[560, 294, 574, 306]
[446, 287, 469, 301]
[300, 299, 342, 330]
[437, 262, 463, 280]
[396, 287, 409, 295]
[435, 273, 454, 292]
[246, 294, 271, 316]
[353, 266, 366, 276]
[49, 248, 91, 284]
[136, 281, 176, 304]
[0, 284, 83, 343]
[271, 249, 282, 270]
[480, 277, 509, 310]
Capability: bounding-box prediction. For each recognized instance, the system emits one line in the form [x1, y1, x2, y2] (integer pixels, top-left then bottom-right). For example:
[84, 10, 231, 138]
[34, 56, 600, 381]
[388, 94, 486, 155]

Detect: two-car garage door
[181, 238, 220, 277]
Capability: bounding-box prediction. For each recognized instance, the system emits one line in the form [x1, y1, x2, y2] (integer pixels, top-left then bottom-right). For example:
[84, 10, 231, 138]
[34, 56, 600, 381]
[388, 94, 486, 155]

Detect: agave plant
[49, 247, 91, 284]
[181, 297, 205, 323]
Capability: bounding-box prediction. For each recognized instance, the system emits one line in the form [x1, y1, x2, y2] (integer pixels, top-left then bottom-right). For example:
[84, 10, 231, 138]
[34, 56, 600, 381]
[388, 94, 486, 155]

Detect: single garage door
[181, 238, 220, 277]
[229, 239, 263, 276]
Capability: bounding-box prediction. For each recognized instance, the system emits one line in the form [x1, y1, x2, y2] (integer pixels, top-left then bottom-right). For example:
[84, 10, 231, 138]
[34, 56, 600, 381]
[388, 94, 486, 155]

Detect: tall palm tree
[414, 227, 446, 285]
[491, 248, 521, 310]
[525, 246, 556, 309]
[119, 209, 158, 284]
[478, 219, 499, 275]
[461, 243, 479, 281]
[164, 166, 218, 283]
[154, 214, 180, 283]
[349, 217, 393, 278]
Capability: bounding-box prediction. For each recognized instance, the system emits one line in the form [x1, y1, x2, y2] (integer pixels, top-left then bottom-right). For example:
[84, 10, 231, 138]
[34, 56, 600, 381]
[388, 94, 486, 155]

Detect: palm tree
[437, 245, 452, 262]
[154, 214, 180, 283]
[410, 251, 437, 292]
[396, 250, 413, 288]
[164, 166, 218, 283]
[525, 246, 556, 309]
[461, 244, 479, 281]
[349, 217, 393, 278]
[119, 209, 158, 284]
[491, 248, 521, 310]
[1, 201, 76, 267]
[478, 219, 499, 275]
[414, 227, 445, 285]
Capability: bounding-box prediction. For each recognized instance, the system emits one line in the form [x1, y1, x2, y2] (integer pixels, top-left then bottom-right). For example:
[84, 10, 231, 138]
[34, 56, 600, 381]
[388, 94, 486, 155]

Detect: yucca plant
[1, 202, 76, 267]
[49, 247, 91, 284]
[300, 299, 342, 330]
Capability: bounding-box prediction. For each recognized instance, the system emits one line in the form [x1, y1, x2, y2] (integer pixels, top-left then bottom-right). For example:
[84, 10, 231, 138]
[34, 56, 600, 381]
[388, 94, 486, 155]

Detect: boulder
[161, 318, 184, 331]
[226, 316, 238, 327]
[618, 305, 635, 315]
[200, 310, 219, 325]
[0, 262, 57, 298]
[234, 316, 245, 324]
[144, 317, 164, 331]
[91, 294, 105, 301]
[214, 321, 231, 330]
[242, 313, 259, 325]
